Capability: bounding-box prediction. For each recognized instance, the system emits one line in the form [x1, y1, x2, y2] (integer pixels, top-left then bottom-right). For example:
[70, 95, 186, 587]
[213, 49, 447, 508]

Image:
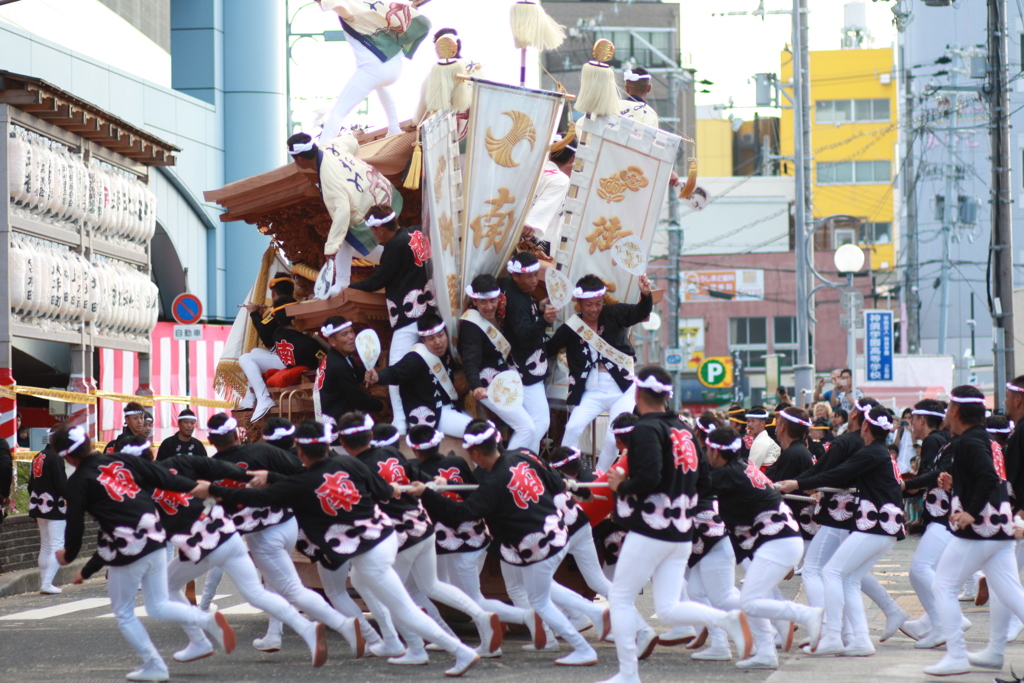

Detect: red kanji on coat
[152, 488, 193, 515]
[670, 428, 698, 473]
[316, 471, 361, 515]
[315, 356, 327, 391]
[32, 452, 45, 479]
[276, 339, 296, 367]
[409, 230, 432, 267]
[377, 458, 410, 486]
[992, 441, 1007, 481]
[213, 462, 248, 490]
[743, 434, 754, 450]
[744, 459, 772, 490]
[508, 462, 544, 510]
[97, 462, 142, 502]
[438, 466, 464, 501]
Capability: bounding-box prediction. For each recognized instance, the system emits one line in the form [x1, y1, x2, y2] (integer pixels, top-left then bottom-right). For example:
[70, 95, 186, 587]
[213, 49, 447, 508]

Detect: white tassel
[577, 61, 619, 116]
[510, 1, 565, 50]
[424, 58, 471, 112]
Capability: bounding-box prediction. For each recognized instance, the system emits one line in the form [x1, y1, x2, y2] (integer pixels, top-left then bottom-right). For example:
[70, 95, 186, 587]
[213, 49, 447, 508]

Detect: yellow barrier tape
[91, 391, 155, 407]
[1, 386, 234, 410]
[0, 386, 97, 405]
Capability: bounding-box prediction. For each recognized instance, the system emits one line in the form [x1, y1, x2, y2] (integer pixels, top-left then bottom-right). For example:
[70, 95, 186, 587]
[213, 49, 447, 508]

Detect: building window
[860, 221, 892, 245]
[594, 30, 673, 69]
[816, 98, 890, 124]
[773, 316, 798, 368]
[729, 317, 767, 369]
[817, 160, 890, 185]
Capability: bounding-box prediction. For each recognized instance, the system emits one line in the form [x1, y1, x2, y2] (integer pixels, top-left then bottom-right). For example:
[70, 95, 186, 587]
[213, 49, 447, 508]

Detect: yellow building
[780, 47, 898, 270]
[696, 117, 734, 177]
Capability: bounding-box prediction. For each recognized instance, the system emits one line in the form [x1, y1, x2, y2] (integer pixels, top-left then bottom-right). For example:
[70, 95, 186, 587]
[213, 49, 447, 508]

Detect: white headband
[988, 426, 1012, 434]
[321, 320, 353, 337]
[123, 409, 145, 417]
[550, 448, 581, 468]
[264, 425, 296, 441]
[339, 414, 375, 435]
[178, 412, 197, 421]
[289, 140, 314, 155]
[950, 395, 986, 404]
[120, 441, 152, 457]
[611, 424, 635, 435]
[406, 430, 444, 450]
[58, 425, 89, 457]
[208, 417, 238, 435]
[624, 70, 651, 82]
[1008, 382, 1024, 393]
[295, 429, 335, 444]
[573, 286, 606, 299]
[697, 420, 717, 435]
[371, 433, 400, 448]
[780, 411, 812, 428]
[465, 284, 501, 300]
[506, 259, 540, 274]
[462, 422, 498, 449]
[418, 321, 446, 337]
[746, 411, 770, 420]
[912, 409, 946, 419]
[708, 437, 743, 452]
[365, 212, 396, 228]
[864, 411, 894, 431]
[636, 375, 673, 396]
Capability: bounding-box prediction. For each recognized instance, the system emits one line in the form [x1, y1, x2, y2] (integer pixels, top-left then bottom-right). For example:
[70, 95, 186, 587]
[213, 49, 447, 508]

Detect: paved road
[0, 536, 1015, 683]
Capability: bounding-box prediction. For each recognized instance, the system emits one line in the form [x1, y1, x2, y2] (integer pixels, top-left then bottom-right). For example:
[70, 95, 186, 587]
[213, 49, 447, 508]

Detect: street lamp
[834, 244, 866, 378]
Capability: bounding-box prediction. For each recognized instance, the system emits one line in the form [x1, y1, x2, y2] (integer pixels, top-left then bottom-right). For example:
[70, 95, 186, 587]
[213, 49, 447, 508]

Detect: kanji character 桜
[315, 471, 362, 515]
[508, 462, 545, 509]
[97, 462, 142, 502]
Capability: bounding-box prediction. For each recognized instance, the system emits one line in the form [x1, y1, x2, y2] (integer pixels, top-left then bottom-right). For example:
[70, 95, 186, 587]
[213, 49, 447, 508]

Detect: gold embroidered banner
[421, 111, 464, 344]
[461, 79, 565, 289]
[556, 115, 680, 305]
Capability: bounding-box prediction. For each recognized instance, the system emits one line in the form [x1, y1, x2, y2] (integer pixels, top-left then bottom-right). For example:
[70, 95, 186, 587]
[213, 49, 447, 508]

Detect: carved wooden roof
[0, 71, 179, 166]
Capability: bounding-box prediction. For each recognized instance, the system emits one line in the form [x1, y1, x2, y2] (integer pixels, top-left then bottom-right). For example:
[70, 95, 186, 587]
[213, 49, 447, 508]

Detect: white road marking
[0, 598, 112, 621]
[219, 603, 261, 615]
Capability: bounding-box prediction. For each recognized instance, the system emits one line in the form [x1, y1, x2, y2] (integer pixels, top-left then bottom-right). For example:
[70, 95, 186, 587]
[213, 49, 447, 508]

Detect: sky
[287, 0, 899, 134]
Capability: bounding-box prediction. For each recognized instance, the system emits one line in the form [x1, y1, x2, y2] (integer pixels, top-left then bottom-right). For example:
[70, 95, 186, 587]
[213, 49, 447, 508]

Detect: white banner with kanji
[460, 79, 564, 288]
[421, 111, 464, 341]
[555, 115, 680, 306]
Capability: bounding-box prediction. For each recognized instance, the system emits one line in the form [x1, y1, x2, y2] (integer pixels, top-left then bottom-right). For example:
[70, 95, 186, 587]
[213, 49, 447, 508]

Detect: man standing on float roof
[618, 67, 660, 129]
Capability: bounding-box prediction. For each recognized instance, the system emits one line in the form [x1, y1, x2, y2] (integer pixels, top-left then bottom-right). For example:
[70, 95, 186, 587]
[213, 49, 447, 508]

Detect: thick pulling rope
[397, 482, 819, 504]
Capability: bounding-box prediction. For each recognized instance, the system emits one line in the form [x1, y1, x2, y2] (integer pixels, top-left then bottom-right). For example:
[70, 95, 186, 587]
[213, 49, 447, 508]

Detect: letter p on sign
[698, 357, 733, 388]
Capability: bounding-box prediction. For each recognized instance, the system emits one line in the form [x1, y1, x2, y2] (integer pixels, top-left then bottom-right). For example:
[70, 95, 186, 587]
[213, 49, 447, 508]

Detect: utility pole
[938, 59, 958, 356]
[901, 45, 920, 354]
[667, 71, 683, 410]
[989, 0, 1015, 408]
[792, 0, 814, 406]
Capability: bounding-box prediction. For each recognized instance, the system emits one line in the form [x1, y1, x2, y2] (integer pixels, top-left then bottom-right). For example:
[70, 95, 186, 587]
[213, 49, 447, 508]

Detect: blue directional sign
[864, 310, 894, 382]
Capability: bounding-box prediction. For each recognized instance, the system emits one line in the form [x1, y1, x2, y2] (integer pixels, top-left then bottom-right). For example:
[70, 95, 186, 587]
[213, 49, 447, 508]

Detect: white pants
[821, 531, 896, 641]
[610, 533, 731, 676]
[338, 532, 465, 654]
[199, 567, 223, 611]
[108, 548, 210, 669]
[562, 371, 635, 472]
[392, 538, 486, 649]
[438, 406, 473, 439]
[243, 518, 346, 631]
[739, 537, 818, 652]
[802, 524, 848, 609]
[508, 548, 598, 652]
[167, 534, 312, 646]
[934, 537, 1024, 660]
[320, 39, 402, 141]
[910, 522, 954, 627]
[521, 382, 551, 454]
[238, 347, 284, 400]
[331, 242, 355, 288]
[438, 549, 530, 625]
[36, 518, 65, 589]
[479, 395, 534, 452]
[318, 559, 399, 644]
[388, 322, 419, 433]
[686, 538, 738, 647]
